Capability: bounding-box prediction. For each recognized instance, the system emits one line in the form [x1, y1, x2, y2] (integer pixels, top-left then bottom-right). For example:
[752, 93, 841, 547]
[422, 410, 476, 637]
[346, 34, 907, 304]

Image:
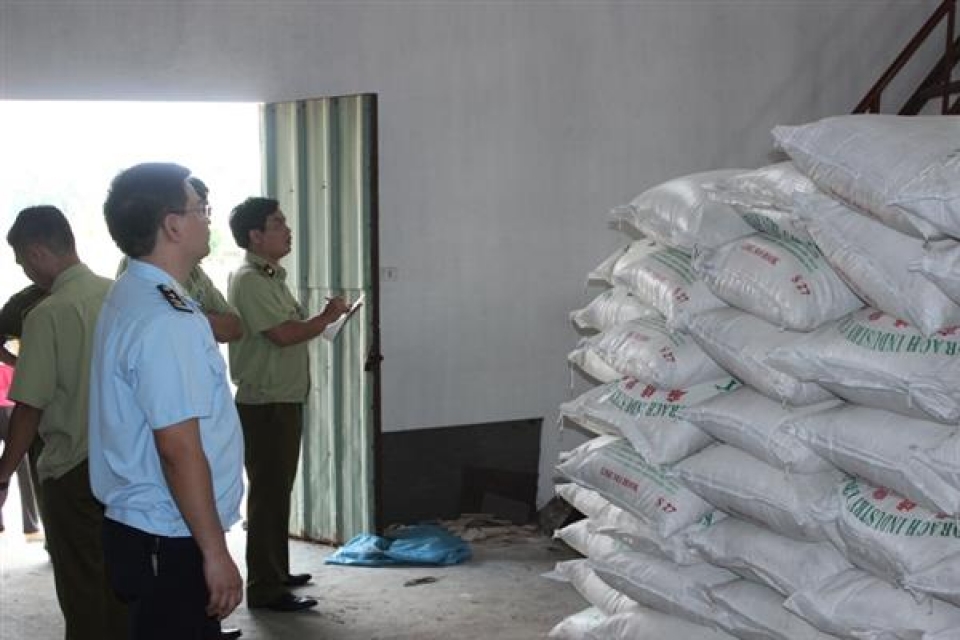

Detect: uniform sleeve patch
[157, 284, 194, 313]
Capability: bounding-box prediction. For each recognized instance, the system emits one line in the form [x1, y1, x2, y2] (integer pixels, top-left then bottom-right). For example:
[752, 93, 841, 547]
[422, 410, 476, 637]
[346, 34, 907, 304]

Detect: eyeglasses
[170, 204, 212, 219]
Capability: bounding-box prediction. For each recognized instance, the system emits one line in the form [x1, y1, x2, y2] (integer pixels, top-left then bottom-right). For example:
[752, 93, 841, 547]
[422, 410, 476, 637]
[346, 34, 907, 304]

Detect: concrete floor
[0, 510, 585, 639]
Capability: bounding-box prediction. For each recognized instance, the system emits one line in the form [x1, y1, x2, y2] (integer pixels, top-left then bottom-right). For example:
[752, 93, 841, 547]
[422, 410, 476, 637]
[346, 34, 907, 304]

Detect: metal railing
[854, 0, 958, 114]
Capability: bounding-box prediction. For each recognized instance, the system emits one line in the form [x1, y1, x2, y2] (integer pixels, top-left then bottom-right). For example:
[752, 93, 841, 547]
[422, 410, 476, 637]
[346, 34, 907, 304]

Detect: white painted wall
[0, 0, 943, 505]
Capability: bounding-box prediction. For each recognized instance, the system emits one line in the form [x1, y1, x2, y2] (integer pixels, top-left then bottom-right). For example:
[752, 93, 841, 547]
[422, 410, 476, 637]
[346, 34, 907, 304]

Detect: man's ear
[20, 243, 55, 287]
[24, 243, 47, 262]
[23, 243, 53, 267]
[160, 212, 184, 241]
[248, 228, 263, 249]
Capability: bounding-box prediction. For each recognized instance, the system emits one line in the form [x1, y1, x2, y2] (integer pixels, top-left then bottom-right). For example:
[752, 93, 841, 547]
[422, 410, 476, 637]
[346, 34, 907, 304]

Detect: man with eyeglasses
[0, 205, 127, 639]
[112, 176, 244, 640]
[227, 197, 349, 612]
[90, 163, 244, 639]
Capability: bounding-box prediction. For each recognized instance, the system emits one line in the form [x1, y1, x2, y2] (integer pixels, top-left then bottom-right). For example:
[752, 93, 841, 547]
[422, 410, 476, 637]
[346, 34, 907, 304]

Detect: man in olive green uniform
[227, 197, 349, 612]
[117, 176, 243, 344]
[0, 206, 127, 639]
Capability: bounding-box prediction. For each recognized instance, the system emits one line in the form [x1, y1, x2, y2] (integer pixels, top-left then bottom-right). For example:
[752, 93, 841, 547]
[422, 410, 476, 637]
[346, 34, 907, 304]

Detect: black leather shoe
[220, 627, 243, 640]
[284, 573, 312, 587]
[257, 593, 318, 612]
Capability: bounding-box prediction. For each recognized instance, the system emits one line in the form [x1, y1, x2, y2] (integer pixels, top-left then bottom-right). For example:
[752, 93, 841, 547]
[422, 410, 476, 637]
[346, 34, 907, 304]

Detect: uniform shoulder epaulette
[157, 284, 194, 313]
[259, 263, 277, 278]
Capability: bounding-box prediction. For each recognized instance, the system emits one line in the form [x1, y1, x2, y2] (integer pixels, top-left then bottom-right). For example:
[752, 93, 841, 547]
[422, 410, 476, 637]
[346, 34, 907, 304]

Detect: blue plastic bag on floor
[324, 524, 472, 567]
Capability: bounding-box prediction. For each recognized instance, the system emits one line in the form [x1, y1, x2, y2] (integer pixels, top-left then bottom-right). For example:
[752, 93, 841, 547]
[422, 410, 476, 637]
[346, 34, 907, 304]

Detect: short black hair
[104, 162, 191, 258]
[229, 197, 279, 249]
[7, 205, 76, 255]
[188, 176, 209, 201]
[0, 284, 47, 338]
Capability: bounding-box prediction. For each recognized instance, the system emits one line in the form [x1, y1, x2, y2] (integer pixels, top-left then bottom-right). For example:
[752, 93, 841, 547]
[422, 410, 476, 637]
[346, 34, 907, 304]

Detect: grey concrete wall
[0, 0, 942, 505]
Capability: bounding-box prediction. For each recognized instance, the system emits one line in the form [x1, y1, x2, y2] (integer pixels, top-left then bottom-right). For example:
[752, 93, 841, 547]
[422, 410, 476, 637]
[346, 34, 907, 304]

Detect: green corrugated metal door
[261, 94, 379, 544]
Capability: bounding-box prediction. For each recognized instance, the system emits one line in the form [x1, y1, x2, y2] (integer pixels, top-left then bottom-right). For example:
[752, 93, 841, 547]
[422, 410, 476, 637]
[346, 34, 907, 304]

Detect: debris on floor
[440, 514, 543, 545]
[403, 576, 440, 587]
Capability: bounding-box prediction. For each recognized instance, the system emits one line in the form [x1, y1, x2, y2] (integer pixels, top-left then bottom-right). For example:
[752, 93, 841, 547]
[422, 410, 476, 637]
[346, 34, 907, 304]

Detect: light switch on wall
[381, 266, 398, 282]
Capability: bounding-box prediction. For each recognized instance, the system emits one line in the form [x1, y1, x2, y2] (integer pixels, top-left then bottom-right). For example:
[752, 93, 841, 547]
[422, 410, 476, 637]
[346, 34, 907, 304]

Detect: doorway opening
[1, 96, 380, 544]
[0, 100, 261, 303]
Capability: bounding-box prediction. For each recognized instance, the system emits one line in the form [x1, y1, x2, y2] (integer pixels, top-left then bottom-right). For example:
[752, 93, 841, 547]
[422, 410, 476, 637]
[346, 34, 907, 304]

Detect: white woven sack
[585, 609, 736, 640]
[603, 240, 727, 326]
[567, 318, 727, 389]
[768, 308, 960, 423]
[559, 384, 620, 438]
[680, 308, 835, 405]
[570, 287, 661, 333]
[786, 405, 960, 514]
[773, 114, 958, 240]
[559, 377, 739, 464]
[907, 560, 960, 609]
[706, 161, 820, 246]
[555, 483, 711, 565]
[590, 549, 736, 627]
[820, 477, 960, 595]
[672, 444, 843, 542]
[708, 579, 841, 640]
[548, 607, 608, 640]
[686, 517, 850, 597]
[784, 568, 960, 640]
[596, 516, 723, 568]
[588, 244, 625, 284]
[556, 519, 629, 559]
[557, 482, 625, 522]
[913, 241, 960, 306]
[556, 436, 717, 538]
[550, 559, 643, 616]
[567, 338, 622, 383]
[610, 169, 754, 251]
[910, 430, 960, 518]
[693, 233, 863, 331]
[794, 194, 960, 336]
[680, 387, 838, 473]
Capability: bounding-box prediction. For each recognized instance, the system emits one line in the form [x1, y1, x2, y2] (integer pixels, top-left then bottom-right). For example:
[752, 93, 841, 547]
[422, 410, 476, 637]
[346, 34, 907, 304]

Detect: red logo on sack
[666, 390, 686, 403]
[790, 274, 811, 296]
[895, 499, 917, 513]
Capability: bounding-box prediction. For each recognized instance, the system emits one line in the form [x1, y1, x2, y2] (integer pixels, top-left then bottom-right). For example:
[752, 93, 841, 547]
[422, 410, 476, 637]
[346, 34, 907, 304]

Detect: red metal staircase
[854, 0, 959, 114]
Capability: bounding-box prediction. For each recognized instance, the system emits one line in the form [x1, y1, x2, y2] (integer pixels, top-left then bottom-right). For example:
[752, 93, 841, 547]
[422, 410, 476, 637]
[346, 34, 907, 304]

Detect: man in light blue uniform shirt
[90, 260, 243, 535]
[89, 162, 244, 640]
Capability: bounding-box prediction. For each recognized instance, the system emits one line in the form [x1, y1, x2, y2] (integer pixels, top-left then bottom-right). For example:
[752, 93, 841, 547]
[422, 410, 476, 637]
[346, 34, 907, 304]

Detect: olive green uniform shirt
[9, 263, 112, 481]
[228, 252, 309, 404]
[186, 265, 235, 314]
[118, 258, 235, 315]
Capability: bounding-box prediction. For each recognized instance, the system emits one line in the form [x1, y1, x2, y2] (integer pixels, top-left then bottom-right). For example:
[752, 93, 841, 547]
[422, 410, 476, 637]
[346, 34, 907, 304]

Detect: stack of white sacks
[547, 114, 960, 640]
